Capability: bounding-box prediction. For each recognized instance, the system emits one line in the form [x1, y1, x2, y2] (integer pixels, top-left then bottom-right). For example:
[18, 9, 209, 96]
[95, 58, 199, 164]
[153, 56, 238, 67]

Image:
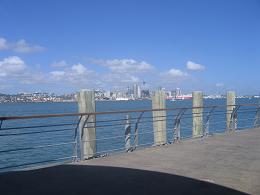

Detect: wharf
[1, 128, 260, 195]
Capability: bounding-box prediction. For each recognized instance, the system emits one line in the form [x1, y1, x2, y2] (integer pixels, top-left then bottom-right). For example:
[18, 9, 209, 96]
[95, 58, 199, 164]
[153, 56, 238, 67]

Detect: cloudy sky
[0, 0, 259, 94]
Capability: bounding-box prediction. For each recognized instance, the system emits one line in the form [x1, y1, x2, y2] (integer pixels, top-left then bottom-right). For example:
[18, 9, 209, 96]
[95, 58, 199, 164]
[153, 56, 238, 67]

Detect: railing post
[192, 91, 203, 137]
[134, 123, 138, 149]
[203, 106, 216, 136]
[173, 118, 181, 142]
[226, 91, 236, 131]
[152, 90, 167, 145]
[77, 90, 96, 159]
[133, 112, 144, 150]
[73, 115, 83, 161]
[230, 106, 240, 131]
[125, 115, 131, 152]
[173, 109, 185, 142]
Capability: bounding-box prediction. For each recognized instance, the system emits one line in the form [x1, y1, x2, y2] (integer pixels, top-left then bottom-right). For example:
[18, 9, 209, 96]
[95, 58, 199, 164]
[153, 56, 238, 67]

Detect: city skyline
[1, 86, 259, 104]
[0, 0, 260, 95]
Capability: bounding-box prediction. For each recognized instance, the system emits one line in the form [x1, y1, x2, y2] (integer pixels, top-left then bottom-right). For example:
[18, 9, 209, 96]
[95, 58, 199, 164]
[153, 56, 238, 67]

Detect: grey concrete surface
[80, 128, 260, 194]
[1, 128, 259, 195]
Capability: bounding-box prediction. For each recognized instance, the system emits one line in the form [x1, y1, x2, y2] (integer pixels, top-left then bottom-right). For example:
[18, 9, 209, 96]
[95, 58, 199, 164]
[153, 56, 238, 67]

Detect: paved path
[80, 128, 260, 194]
[1, 128, 259, 195]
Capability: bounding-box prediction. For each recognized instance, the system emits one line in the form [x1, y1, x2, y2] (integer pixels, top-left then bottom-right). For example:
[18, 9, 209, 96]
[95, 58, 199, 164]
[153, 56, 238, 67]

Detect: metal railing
[0, 103, 259, 172]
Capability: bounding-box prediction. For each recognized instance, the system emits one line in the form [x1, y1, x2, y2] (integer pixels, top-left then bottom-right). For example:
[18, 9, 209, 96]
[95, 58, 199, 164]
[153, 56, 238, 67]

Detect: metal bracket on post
[203, 106, 216, 136]
[74, 116, 83, 141]
[173, 109, 186, 142]
[133, 111, 144, 150]
[125, 115, 131, 152]
[254, 106, 260, 128]
[73, 115, 83, 162]
[229, 105, 240, 131]
[79, 114, 90, 160]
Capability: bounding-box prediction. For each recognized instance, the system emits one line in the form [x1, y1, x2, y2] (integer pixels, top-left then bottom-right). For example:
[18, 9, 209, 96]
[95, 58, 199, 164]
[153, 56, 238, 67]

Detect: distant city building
[0, 92, 76, 103]
[0, 89, 256, 103]
[137, 86, 141, 98]
[165, 91, 172, 98]
[133, 84, 141, 99]
[104, 91, 111, 99]
[175, 88, 181, 97]
[126, 86, 133, 98]
[94, 89, 105, 99]
[141, 89, 150, 98]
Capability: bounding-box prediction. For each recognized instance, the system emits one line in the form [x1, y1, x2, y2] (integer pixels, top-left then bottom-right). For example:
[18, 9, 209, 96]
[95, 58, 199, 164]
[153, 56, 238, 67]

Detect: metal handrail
[0, 103, 259, 172]
[0, 103, 258, 121]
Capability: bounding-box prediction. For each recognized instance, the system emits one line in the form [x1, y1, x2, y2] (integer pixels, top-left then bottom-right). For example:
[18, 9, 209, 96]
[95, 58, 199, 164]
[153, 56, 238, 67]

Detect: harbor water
[0, 98, 259, 170]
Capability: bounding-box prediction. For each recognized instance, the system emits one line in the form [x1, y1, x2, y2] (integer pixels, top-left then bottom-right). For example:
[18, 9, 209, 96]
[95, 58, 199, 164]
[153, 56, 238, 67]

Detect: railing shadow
[0, 165, 247, 195]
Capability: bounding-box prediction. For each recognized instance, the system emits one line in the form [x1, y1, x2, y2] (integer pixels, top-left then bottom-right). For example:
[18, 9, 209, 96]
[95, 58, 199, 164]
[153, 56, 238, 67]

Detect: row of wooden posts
[77, 90, 236, 159]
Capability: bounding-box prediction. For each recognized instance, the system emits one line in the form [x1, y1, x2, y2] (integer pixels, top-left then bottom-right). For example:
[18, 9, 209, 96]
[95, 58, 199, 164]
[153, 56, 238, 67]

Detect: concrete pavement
[81, 128, 260, 194]
[1, 128, 259, 194]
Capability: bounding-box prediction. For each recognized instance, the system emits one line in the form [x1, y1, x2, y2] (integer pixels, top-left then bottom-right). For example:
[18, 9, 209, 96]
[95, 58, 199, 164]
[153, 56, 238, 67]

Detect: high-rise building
[137, 85, 141, 98]
[175, 88, 181, 97]
[165, 91, 172, 98]
[126, 86, 131, 97]
[133, 84, 141, 99]
[141, 89, 150, 98]
[172, 88, 181, 98]
[104, 91, 111, 98]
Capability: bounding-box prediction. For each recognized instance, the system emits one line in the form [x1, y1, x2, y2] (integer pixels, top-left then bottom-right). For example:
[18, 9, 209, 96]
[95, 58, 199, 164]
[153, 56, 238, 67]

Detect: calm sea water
[0, 98, 259, 171]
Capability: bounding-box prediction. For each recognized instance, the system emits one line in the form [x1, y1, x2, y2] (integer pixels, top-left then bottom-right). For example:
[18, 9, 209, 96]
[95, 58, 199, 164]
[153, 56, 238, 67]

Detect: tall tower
[133, 84, 141, 99]
[175, 88, 181, 97]
[137, 85, 141, 98]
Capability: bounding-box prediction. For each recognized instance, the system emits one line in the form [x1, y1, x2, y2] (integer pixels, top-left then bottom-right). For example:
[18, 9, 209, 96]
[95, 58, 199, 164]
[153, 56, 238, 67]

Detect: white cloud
[50, 63, 93, 81]
[0, 38, 8, 50]
[71, 63, 87, 75]
[186, 61, 205, 71]
[0, 37, 45, 53]
[14, 39, 45, 53]
[0, 56, 205, 92]
[49, 59, 192, 90]
[50, 60, 67, 67]
[92, 59, 154, 73]
[216, 83, 224, 87]
[50, 71, 65, 80]
[159, 68, 189, 86]
[0, 56, 27, 77]
[48, 63, 100, 89]
[163, 68, 188, 77]
[0, 56, 47, 86]
[121, 76, 140, 83]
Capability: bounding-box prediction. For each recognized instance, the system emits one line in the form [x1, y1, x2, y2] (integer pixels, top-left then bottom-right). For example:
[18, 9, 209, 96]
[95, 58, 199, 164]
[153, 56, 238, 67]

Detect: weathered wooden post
[152, 90, 167, 145]
[192, 91, 203, 137]
[226, 91, 236, 130]
[77, 90, 96, 159]
[125, 115, 131, 152]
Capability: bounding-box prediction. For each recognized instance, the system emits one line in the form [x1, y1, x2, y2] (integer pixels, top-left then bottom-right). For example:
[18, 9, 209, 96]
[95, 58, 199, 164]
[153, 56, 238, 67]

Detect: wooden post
[192, 91, 203, 137]
[152, 90, 167, 145]
[226, 91, 236, 130]
[125, 115, 131, 152]
[77, 90, 96, 159]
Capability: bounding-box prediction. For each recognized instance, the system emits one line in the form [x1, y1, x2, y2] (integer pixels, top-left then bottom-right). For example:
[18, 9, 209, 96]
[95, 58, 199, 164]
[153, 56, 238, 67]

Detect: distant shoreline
[0, 97, 259, 105]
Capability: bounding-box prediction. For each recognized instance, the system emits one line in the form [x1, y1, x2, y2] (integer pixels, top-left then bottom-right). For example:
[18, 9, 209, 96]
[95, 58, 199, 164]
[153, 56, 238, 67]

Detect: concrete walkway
[1, 128, 259, 195]
[80, 128, 260, 194]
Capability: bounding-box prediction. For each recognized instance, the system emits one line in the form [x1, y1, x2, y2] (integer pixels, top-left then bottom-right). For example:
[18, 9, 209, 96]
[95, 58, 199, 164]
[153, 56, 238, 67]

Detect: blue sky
[0, 0, 259, 95]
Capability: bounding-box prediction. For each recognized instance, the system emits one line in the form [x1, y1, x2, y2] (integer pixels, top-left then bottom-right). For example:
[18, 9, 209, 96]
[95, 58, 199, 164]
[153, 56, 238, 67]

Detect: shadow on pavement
[0, 165, 247, 195]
